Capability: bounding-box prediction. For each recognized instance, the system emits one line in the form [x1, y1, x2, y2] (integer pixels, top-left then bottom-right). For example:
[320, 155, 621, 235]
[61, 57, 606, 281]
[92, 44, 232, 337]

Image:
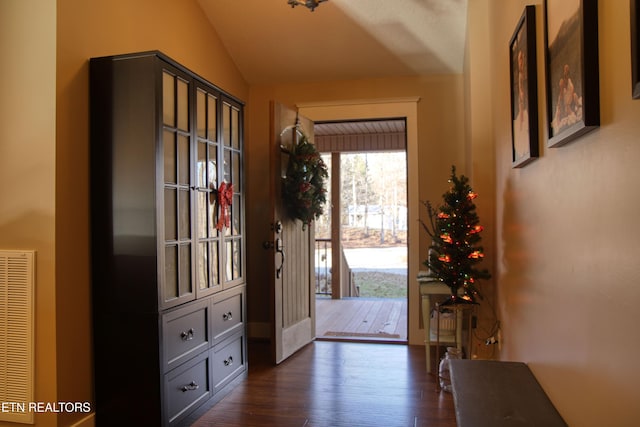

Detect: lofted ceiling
[197, 0, 469, 85]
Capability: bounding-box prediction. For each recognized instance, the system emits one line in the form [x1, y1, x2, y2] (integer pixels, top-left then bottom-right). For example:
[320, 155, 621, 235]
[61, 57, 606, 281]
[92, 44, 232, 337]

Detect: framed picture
[631, 0, 640, 98]
[510, 5, 539, 168]
[545, 0, 599, 147]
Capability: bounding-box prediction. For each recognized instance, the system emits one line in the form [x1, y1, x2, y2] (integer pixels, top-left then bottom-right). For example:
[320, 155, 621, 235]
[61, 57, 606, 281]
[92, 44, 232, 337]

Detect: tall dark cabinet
[90, 51, 246, 426]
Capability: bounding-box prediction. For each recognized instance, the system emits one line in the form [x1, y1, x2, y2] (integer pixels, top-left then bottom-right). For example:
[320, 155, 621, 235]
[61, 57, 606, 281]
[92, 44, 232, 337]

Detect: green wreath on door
[282, 134, 328, 230]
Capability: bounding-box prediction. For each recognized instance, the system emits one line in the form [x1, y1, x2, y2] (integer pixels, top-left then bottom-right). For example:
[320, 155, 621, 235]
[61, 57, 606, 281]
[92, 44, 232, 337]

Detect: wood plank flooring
[190, 340, 456, 427]
[316, 298, 408, 342]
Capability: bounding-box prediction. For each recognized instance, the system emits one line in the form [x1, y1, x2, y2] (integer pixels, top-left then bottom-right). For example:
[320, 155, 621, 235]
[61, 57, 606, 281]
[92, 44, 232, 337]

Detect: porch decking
[315, 297, 408, 343]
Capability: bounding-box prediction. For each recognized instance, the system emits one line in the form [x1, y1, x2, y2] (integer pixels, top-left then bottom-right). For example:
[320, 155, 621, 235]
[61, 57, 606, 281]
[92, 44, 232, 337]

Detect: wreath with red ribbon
[216, 182, 234, 231]
[282, 135, 328, 230]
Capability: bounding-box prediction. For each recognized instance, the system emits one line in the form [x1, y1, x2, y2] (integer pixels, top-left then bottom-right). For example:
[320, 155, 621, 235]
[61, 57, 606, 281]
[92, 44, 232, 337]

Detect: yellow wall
[56, 1, 247, 424]
[0, 1, 247, 426]
[12, 0, 636, 425]
[0, 1, 57, 426]
[475, 1, 640, 425]
[465, 0, 499, 349]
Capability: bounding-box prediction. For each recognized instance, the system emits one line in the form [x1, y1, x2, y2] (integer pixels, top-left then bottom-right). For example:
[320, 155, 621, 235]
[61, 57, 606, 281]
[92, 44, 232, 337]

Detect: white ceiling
[197, 0, 469, 85]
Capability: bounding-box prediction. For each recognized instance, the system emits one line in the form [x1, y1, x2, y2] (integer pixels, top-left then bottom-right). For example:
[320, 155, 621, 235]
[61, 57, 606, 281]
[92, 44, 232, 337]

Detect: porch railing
[315, 238, 332, 295]
[315, 239, 357, 297]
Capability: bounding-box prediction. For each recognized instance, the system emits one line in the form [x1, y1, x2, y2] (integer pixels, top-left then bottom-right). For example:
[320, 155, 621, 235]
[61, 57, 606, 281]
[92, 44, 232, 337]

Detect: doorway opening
[313, 119, 408, 343]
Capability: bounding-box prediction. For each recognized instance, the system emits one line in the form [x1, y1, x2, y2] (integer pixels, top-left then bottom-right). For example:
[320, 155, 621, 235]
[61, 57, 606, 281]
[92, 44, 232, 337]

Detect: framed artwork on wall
[631, 0, 640, 98]
[510, 5, 539, 168]
[545, 0, 599, 147]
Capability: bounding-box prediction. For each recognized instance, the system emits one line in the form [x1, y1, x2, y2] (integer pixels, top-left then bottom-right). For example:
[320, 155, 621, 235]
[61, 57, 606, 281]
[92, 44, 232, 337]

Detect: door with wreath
[268, 101, 327, 364]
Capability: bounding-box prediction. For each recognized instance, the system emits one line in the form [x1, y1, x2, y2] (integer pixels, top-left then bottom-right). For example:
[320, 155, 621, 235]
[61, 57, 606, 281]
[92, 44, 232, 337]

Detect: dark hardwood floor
[191, 340, 457, 427]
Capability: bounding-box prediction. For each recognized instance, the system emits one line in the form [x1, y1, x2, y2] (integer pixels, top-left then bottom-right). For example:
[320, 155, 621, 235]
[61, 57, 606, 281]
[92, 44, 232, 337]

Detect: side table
[435, 301, 477, 383]
[418, 274, 462, 373]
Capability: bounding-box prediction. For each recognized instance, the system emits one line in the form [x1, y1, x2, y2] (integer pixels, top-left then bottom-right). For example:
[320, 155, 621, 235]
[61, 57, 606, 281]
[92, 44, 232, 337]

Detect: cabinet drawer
[163, 299, 209, 372]
[164, 350, 211, 426]
[212, 334, 245, 393]
[212, 289, 243, 342]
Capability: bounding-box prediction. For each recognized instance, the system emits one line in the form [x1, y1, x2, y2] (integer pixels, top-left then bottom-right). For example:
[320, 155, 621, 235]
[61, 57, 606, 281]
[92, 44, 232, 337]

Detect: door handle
[275, 238, 285, 279]
[263, 221, 285, 278]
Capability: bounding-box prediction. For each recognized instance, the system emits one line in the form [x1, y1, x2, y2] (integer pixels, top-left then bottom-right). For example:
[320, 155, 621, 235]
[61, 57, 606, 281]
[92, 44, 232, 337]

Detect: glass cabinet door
[221, 100, 244, 288]
[162, 72, 243, 302]
[194, 88, 244, 293]
[162, 69, 194, 307]
[194, 85, 222, 296]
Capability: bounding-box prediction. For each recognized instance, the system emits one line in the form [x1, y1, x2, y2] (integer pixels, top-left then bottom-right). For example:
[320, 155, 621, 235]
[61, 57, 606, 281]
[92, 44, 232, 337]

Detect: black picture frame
[631, 0, 640, 98]
[510, 6, 539, 168]
[545, 0, 599, 147]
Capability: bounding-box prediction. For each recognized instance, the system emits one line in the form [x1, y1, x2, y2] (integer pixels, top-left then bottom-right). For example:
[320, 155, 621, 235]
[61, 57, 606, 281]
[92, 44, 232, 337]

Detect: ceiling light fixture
[287, 0, 327, 12]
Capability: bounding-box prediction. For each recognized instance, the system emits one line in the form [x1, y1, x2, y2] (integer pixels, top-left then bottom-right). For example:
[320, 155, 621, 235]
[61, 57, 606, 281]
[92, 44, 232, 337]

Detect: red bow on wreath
[216, 182, 234, 231]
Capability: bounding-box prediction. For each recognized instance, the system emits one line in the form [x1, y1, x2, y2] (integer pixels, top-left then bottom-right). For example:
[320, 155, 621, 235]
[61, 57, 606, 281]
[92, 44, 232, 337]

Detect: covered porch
[316, 297, 408, 343]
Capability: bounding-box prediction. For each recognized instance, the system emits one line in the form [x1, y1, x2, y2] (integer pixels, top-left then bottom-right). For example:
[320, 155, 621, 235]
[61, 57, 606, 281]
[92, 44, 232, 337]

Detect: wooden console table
[418, 274, 462, 373]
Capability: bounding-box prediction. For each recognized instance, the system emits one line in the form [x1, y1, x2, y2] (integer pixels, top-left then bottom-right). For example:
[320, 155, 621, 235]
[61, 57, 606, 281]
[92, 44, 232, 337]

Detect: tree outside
[315, 152, 407, 298]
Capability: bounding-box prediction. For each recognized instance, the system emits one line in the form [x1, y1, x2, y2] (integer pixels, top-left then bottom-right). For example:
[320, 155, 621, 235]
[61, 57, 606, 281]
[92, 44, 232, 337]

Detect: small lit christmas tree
[421, 166, 491, 304]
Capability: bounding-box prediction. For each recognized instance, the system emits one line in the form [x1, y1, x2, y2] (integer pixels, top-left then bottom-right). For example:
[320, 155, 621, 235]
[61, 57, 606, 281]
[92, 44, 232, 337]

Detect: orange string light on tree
[420, 166, 491, 304]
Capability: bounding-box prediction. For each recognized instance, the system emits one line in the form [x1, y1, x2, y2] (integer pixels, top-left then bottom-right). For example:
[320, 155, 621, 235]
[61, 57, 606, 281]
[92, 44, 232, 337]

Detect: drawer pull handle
[180, 328, 195, 341]
[222, 311, 233, 321]
[223, 356, 233, 366]
[181, 381, 199, 392]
